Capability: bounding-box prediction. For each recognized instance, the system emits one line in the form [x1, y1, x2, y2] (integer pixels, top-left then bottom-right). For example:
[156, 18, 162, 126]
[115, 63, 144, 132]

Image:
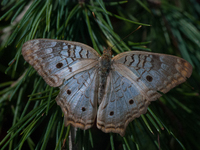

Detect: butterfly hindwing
[97, 70, 150, 136]
[56, 67, 99, 130]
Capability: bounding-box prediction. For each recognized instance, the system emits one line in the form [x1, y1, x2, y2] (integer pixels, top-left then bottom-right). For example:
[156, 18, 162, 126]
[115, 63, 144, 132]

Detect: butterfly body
[22, 39, 192, 136]
[98, 47, 112, 104]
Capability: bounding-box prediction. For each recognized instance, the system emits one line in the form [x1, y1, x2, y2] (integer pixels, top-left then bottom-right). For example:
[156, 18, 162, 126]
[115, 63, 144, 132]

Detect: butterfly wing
[22, 39, 100, 87]
[97, 70, 150, 136]
[56, 66, 98, 130]
[112, 51, 192, 101]
[97, 51, 192, 136]
[22, 39, 100, 129]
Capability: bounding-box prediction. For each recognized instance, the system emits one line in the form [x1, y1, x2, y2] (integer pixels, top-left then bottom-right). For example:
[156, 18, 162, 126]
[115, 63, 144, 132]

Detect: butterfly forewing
[112, 51, 192, 101]
[22, 39, 100, 87]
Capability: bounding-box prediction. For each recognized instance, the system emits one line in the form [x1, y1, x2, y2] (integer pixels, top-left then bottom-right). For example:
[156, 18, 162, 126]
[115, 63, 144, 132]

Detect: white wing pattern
[22, 39, 192, 136]
[22, 39, 100, 130]
[97, 51, 192, 136]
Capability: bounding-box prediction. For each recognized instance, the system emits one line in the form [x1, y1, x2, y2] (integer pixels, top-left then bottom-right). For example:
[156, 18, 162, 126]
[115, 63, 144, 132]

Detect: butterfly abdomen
[98, 48, 112, 104]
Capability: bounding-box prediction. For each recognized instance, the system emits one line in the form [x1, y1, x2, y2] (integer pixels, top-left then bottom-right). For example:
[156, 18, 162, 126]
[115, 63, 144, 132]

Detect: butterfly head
[103, 47, 112, 57]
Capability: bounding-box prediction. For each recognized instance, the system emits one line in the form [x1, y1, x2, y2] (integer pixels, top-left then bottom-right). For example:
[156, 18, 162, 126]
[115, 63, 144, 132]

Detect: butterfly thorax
[98, 47, 112, 104]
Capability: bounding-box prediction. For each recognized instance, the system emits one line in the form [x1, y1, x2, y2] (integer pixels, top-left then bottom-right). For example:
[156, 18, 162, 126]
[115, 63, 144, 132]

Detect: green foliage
[0, 0, 200, 149]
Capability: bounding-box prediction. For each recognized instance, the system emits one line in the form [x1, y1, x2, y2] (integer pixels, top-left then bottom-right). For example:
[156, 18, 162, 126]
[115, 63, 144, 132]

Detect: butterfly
[22, 39, 192, 136]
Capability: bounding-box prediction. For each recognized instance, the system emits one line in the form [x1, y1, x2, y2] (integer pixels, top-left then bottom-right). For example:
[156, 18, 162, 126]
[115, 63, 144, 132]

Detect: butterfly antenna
[111, 25, 142, 49]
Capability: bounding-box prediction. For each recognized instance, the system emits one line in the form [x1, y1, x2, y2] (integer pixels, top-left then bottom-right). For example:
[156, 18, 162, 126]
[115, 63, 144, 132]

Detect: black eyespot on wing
[146, 75, 153, 82]
[82, 107, 86, 111]
[129, 99, 134, 104]
[67, 90, 71, 95]
[56, 63, 63, 68]
[110, 111, 114, 116]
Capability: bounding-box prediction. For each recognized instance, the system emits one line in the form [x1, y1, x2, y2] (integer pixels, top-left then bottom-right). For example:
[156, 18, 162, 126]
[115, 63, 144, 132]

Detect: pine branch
[0, 0, 200, 150]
